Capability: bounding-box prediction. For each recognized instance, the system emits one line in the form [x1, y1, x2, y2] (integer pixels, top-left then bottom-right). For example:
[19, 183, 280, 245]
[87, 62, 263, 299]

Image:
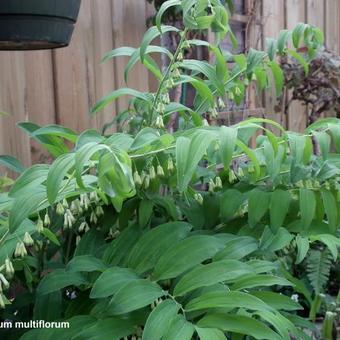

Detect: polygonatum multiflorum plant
[0, 0, 339, 339]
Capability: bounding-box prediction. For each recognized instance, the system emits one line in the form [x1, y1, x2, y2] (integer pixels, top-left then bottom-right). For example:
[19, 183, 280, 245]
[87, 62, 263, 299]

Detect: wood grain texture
[262, 0, 286, 131]
[0, 53, 31, 168]
[285, 0, 307, 132]
[112, 0, 149, 113]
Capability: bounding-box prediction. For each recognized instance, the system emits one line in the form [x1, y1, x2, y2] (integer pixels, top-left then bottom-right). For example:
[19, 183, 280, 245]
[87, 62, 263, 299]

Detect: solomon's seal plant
[0, 0, 339, 339]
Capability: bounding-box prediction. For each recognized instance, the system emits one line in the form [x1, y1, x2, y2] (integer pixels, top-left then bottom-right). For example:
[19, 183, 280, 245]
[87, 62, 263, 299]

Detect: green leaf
[9, 188, 46, 232]
[9, 164, 49, 198]
[235, 139, 261, 178]
[142, 299, 180, 340]
[219, 189, 245, 222]
[248, 189, 270, 227]
[109, 279, 164, 315]
[251, 291, 303, 311]
[269, 61, 284, 97]
[163, 315, 195, 340]
[66, 255, 106, 273]
[195, 327, 226, 340]
[321, 189, 337, 233]
[37, 270, 87, 295]
[156, 0, 181, 32]
[178, 75, 215, 106]
[277, 29, 291, 54]
[101, 46, 136, 63]
[73, 317, 134, 340]
[176, 131, 216, 192]
[32, 125, 78, 143]
[292, 23, 307, 48]
[295, 235, 310, 264]
[140, 25, 179, 62]
[0, 155, 25, 173]
[153, 235, 225, 280]
[270, 189, 291, 232]
[186, 291, 271, 312]
[47, 153, 75, 204]
[174, 260, 253, 296]
[91, 88, 150, 114]
[266, 38, 277, 61]
[310, 234, 340, 261]
[42, 228, 60, 246]
[138, 200, 154, 228]
[300, 188, 316, 230]
[90, 267, 139, 299]
[127, 222, 192, 274]
[197, 314, 280, 340]
[213, 236, 258, 261]
[231, 274, 292, 290]
[219, 126, 237, 169]
[75, 142, 109, 188]
[287, 49, 309, 75]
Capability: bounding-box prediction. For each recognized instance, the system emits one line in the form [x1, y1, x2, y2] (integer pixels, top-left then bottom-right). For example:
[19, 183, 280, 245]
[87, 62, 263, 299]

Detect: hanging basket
[0, 0, 81, 50]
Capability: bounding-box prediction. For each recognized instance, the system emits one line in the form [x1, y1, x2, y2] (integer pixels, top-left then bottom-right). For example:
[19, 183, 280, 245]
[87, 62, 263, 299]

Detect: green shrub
[0, 1, 339, 339]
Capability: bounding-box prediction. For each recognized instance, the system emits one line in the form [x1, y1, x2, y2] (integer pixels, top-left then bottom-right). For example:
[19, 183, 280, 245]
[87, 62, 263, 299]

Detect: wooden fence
[0, 0, 339, 167]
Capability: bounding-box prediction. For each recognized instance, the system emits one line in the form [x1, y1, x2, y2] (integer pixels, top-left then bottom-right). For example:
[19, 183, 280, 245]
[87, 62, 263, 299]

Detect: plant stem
[149, 28, 188, 125]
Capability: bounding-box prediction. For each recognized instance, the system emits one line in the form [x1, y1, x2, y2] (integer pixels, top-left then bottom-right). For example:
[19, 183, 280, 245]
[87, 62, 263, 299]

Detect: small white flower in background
[194, 193, 204, 205]
[291, 294, 299, 302]
[44, 213, 50, 226]
[167, 158, 174, 172]
[149, 166, 156, 180]
[23, 232, 34, 247]
[133, 171, 142, 186]
[56, 202, 65, 215]
[36, 218, 44, 233]
[157, 165, 164, 177]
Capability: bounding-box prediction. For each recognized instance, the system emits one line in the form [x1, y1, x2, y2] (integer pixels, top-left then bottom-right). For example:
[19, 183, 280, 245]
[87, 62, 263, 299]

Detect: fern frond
[306, 249, 332, 295]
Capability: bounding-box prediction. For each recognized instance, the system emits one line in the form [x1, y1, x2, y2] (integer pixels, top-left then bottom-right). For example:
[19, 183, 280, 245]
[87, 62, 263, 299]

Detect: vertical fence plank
[52, 0, 98, 132]
[0, 53, 31, 167]
[112, 0, 149, 114]
[262, 0, 286, 130]
[24, 51, 56, 163]
[285, 0, 307, 132]
[325, 0, 339, 53]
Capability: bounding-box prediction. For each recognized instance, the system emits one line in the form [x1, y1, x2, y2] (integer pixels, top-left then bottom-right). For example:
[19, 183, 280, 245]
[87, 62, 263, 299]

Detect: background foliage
[0, 0, 339, 339]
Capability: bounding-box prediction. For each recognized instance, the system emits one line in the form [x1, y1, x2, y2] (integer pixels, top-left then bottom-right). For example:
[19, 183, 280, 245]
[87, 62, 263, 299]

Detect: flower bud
[144, 175, 150, 189]
[76, 236, 81, 246]
[0, 293, 5, 309]
[133, 171, 142, 186]
[228, 170, 237, 183]
[89, 192, 99, 203]
[36, 218, 44, 233]
[149, 166, 156, 180]
[194, 193, 204, 205]
[215, 176, 222, 189]
[0, 274, 9, 290]
[5, 258, 14, 278]
[56, 202, 65, 215]
[167, 158, 174, 172]
[177, 52, 183, 61]
[44, 213, 50, 227]
[208, 179, 215, 192]
[218, 97, 226, 109]
[202, 119, 209, 126]
[157, 165, 164, 177]
[90, 212, 98, 224]
[23, 232, 34, 247]
[96, 206, 104, 217]
[155, 116, 164, 129]
[62, 198, 69, 208]
[237, 167, 244, 178]
[78, 221, 88, 233]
